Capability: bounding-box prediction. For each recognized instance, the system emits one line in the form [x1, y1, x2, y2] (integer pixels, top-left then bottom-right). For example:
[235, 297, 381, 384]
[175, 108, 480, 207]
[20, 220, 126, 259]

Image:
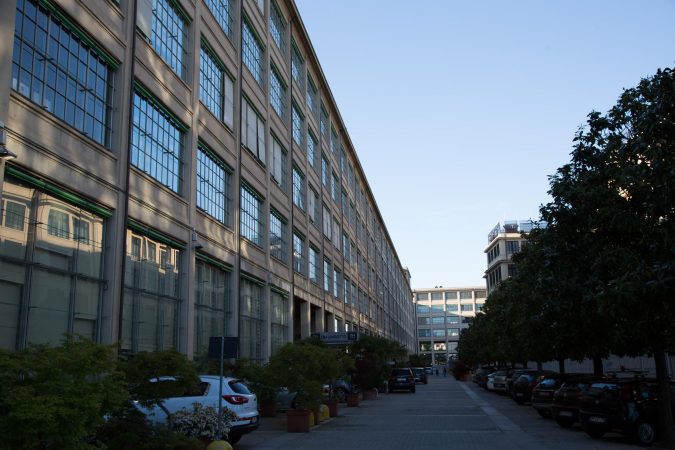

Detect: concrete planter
[362, 388, 378, 400]
[286, 409, 312, 433]
[346, 392, 360, 407]
[322, 398, 338, 417]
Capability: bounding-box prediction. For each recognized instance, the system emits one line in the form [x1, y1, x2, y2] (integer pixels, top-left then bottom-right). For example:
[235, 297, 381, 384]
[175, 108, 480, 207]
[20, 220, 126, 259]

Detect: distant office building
[0, 0, 416, 359]
[413, 287, 486, 365]
[484, 220, 545, 294]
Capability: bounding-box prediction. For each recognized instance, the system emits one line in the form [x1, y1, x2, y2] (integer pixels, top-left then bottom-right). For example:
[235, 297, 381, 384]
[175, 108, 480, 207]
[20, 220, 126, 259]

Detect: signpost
[311, 331, 359, 345]
[208, 336, 238, 440]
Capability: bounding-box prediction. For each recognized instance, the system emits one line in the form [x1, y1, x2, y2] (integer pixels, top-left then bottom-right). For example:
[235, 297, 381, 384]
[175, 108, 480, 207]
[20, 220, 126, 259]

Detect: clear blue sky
[294, 0, 675, 289]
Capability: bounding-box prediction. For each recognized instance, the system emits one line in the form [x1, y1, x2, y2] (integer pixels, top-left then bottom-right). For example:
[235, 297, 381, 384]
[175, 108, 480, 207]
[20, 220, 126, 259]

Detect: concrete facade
[413, 286, 486, 365]
[0, 0, 416, 360]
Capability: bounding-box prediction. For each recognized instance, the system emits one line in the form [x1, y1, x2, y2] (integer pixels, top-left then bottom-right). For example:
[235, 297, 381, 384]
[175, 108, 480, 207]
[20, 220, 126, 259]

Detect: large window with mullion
[196, 144, 232, 226]
[204, 0, 233, 39]
[194, 258, 232, 354]
[270, 136, 287, 191]
[270, 289, 288, 355]
[307, 130, 318, 171]
[291, 101, 304, 147]
[131, 89, 184, 193]
[240, 184, 263, 246]
[199, 42, 234, 128]
[269, 66, 286, 119]
[239, 277, 265, 363]
[291, 41, 304, 90]
[269, 1, 286, 52]
[292, 231, 305, 275]
[269, 209, 288, 263]
[242, 18, 264, 86]
[150, 0, 188, 79]
[292, 165, 305, 210]
[241, 98, 266, 163]
[12, 0, 114, 147]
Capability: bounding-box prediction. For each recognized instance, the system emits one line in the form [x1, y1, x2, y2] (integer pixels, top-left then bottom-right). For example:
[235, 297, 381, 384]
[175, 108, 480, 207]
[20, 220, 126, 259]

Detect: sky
[294, 0, 675, 289]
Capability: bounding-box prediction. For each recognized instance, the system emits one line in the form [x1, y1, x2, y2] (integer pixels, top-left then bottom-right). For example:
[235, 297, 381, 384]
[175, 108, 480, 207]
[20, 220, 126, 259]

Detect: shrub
[172, 402, 236, 441]
[452, 360, 471, 380]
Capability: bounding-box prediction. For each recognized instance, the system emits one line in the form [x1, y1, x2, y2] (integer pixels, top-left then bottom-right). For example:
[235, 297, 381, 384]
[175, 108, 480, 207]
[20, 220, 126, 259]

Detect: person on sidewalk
[443, 367, 447, 377]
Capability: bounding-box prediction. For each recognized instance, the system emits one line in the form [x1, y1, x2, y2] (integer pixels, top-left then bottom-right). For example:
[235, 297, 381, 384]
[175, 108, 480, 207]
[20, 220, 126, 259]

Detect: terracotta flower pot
[286, 409, 312, 432]
[322, 398, 338, 417]
[346, 392, 360, 407]
[362, 388, 378, 400]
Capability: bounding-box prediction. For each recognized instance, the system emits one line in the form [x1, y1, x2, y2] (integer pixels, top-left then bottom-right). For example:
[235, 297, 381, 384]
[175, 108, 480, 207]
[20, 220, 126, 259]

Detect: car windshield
[587, 382, 621, 398]
[538, 378, 558, 387]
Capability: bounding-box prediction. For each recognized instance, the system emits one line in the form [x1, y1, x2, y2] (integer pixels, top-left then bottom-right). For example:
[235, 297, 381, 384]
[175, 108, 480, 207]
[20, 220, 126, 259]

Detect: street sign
[311, 331, 359, 345]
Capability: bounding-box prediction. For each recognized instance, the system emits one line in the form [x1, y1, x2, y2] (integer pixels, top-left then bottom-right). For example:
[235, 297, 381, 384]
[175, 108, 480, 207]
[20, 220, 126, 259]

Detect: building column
[300, 300, 311, 339]
[325, 311, 335, 332]
[313, 305, 324, 333]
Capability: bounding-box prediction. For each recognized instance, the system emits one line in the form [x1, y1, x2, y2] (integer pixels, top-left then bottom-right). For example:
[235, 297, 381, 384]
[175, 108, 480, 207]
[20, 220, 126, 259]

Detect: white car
[137, 375, 259, 444]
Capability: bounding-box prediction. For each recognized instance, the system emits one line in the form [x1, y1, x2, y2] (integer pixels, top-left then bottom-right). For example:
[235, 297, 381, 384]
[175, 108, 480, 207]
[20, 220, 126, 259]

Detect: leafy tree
[351, 335, 407, 390]
[0, 335, 128, 450]
[267, 342, 325, 409]
[120, 349, 200, 429]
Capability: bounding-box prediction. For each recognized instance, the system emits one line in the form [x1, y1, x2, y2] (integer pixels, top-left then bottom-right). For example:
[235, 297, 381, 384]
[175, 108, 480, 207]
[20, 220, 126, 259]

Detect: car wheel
[227, 434, 242, 445]
[537, 409, 550, 418]
[584, 427, 606, 439]
[635, 420, 656, 446]
[555, 418, 574, 428]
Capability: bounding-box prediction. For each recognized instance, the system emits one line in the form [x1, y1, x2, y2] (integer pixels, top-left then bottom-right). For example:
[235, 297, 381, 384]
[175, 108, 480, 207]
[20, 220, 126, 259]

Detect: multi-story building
[484, 220, 545, 294]
[413, 287, 486, 365]
[0, 0, 416, 360]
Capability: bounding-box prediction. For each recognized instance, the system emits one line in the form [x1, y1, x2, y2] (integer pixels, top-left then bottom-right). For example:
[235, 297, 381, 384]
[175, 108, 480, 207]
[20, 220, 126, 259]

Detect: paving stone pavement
[235, 374, 643, 450]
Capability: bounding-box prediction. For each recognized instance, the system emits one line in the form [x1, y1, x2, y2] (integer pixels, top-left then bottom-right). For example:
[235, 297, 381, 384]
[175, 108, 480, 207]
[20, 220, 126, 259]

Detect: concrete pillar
[300, 301, 310, 339]
[325, 312, 335, 332]
[313, 305, 324, 333]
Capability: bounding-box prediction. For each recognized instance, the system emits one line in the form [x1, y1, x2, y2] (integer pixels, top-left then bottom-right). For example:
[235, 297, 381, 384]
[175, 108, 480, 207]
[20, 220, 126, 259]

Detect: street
[237, 375, 639, 450]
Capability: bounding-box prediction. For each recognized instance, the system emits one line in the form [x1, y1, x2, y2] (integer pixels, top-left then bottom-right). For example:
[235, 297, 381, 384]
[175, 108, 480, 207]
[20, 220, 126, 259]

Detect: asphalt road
[236, 374, 642, 450]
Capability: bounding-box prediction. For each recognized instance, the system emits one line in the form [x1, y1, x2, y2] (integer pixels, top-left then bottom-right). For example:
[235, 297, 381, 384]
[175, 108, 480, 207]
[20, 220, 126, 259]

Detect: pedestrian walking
[435, 368, 438, 376]
[443, 367, 447, 377]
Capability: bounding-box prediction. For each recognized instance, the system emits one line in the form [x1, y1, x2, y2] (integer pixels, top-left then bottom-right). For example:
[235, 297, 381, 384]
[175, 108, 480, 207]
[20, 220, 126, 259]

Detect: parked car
[388, 368, 416, 393]
[489, 370, 509, 393]
[551, 376, 598, 428]
[412, 367, 428, 384]
[578, 378, 675, 446]
[511, 370, 556, 404]
[324, 379, 355, 402]
[135, 375, 259, 445]
[485, 372, 496, 390]
[424, 366, 433, 374]
[531, 373, 592, 417]
[474, 367, 495, 388]
[506, 369, 540, 397]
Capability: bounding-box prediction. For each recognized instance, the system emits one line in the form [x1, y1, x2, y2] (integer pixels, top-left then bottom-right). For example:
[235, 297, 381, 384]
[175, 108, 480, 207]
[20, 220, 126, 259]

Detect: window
[432, 316, 445, 325]
[432, 329, 445, 338]
[306, 76, 317, 117]
[12, 0, 113, 147]
[200, 44, 234, 128]
[332, 216, 340, 249]
[309, 245, 319, 283]
[269, 210, 287, 263]
[4, 202, 26, 231]
[291, 42, 304, 89]
[269, 67, 286, 119]
[240, 185, 262, 246]
[322, 203, 331, 237]
[242, 19, 264, 86]
[131, 91, 184, 193]
[331, 127, 339, 158]
[320, 105, 329, 140]
[342, 233, 350, 261]
[269, 1, 286, 51]
[417, 292, 429, 301]
[416, 304, 430, 314]
[204, 0, 232, 38]
[292, 166, 305, 209]
[431, 304, 444, 314]
[506, 240, 521, 255]
[461, 304, 473, 312]
[122, 231, 181, 353]
[255, 0, 265, 13]
[447, 328, 460, 337]
[460, 291, 473, 300]
[150, 0, 187, 79]
[417, 317, 430, 325]
[270, 137, 287, 190]
[196, 145, 231, 225]
[343, 276, 350, 304]
[321, 155, 329, 187]
[292, 231, 305, 274]
[270, 289, 288, 355]
[476, 290, 487, 299]
[323, 258, 331, 292]
[446, 304, 458, 312]
[194, 259, 232, 354]
[308, 186, 319, 226]
[331, 172, 339, 202]
[292, 102, 303, 146]
[445, 291, 458, 300]
[307, 131, 317, 170]
[47, 209, 69, 239]
[240, 277, 264, 363]
[508, 264, 518, 277]
[333, 268, 340, 298]
[476, 303, 484, 312]
[241, 98, 265, 163]
[431, 292, 442, 300]
[447, 316, 459, 324]
[418, 329, 431, 338]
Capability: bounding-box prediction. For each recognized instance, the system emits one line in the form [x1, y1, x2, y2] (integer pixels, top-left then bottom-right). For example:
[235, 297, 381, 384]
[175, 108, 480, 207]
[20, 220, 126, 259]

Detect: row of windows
[418, 329, 460, 338]
[416, 290, 485, 301]
[415, 303, 482, 314]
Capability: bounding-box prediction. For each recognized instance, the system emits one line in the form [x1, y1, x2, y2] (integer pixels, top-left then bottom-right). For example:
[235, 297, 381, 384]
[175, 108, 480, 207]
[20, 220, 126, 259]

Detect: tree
[121, 349, 200, 429]
[0, 335, 128, 450]
[544, 67, 675, 447]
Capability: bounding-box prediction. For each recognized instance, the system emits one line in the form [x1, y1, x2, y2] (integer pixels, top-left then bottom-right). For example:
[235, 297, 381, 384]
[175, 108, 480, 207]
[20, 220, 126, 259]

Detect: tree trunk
[557, 359, 565, 374]
[654, 348, 675, 449]
[592, 356, 603, 376]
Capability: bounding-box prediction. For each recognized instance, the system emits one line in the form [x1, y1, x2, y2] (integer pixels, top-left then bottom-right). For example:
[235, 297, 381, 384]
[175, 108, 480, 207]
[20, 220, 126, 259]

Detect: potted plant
[351, 335, 407, 400]
[237, 361, 280, 417]
[268, 342, 325, 433]
[317, 346, 352, 417]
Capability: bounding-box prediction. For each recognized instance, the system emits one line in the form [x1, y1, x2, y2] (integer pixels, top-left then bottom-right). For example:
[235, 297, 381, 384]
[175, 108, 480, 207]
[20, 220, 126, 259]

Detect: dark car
[412, 367, 428, 384]
[506, 369, 539, 397]
[551, 376, 598, 428]
[388, 368, 416, 393]
[474, 367, 495, 388]
[511, 371, 556, 404]
[531, 373, 592, 417]
[578, 379, 675, 446]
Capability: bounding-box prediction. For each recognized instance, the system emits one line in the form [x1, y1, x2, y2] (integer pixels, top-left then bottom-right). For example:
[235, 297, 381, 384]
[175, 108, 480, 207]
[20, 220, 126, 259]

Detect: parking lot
[236, 374, 640, 449]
